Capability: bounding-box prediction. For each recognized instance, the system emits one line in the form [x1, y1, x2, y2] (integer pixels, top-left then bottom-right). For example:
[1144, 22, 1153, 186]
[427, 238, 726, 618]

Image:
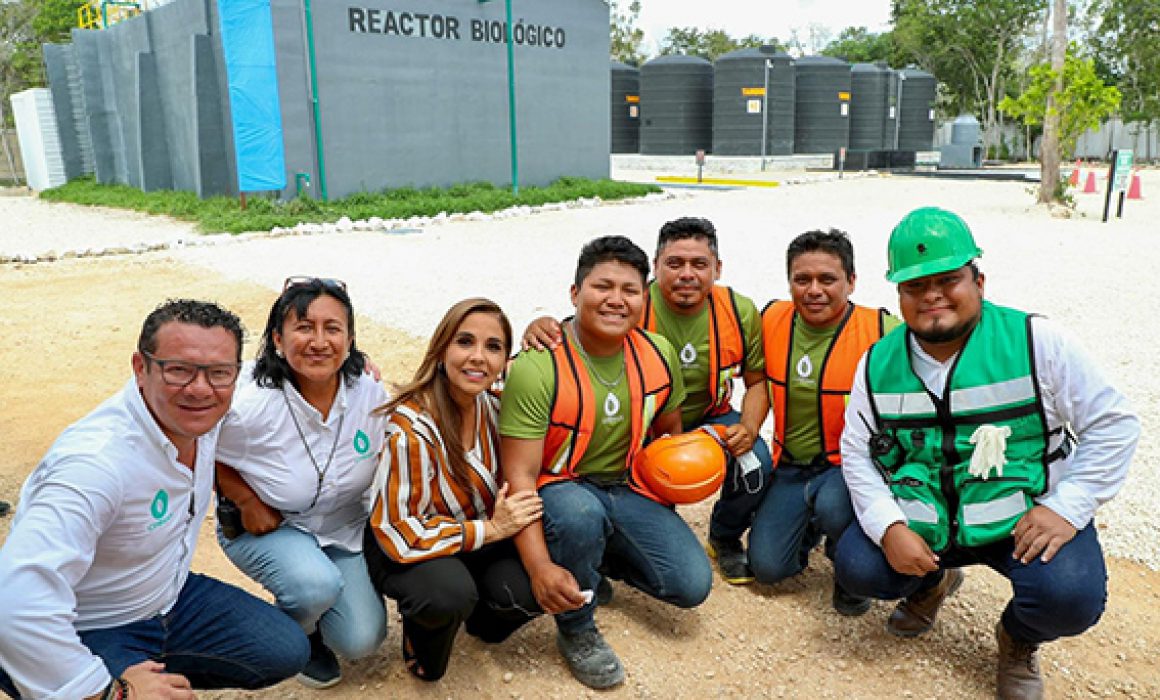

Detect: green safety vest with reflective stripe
[865, 301, 1049, 551]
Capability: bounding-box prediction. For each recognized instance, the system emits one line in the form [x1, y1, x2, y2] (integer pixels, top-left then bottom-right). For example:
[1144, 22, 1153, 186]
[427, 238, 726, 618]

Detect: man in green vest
[836, 207, 1139, 699]
[522, 218, 771, 585]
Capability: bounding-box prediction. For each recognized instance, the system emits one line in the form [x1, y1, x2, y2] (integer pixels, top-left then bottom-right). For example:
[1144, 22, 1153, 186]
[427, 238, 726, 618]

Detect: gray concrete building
[44, 0, 610, 199]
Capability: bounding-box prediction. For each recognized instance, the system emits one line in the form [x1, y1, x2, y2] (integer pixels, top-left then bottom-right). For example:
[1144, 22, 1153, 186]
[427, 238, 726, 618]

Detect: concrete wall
[44, 0, 235, 196]
[44, 0, 609, 199]
[935, 118, 1160, 162]
[281, 0, 610, 198]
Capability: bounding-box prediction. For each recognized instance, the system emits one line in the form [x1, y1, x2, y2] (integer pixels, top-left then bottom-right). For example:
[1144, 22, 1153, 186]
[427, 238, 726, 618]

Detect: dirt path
[1, 256, 1157, 699]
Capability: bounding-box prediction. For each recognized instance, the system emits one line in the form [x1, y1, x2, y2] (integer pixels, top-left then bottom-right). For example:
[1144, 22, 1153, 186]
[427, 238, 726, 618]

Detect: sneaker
[595, 575, 614, 606]
[296, 630, 341, 689]
[886, 568, 964, 637]
[706, 537, 755, 585]
[995, 621, 1044, 699]
[832, 578, 872, 617]
[556, 628, 624, 689]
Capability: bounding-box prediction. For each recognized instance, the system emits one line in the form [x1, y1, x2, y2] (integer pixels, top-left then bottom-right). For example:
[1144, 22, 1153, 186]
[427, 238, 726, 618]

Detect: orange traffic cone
[1083, 170, 1098, 194]
[1127, 169, 1143, 200]
[1068, 159, 1082, 186]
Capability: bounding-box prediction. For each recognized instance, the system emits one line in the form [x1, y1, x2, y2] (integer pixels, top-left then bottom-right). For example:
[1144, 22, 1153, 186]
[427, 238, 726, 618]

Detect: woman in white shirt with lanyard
[215, 277, 387, 689]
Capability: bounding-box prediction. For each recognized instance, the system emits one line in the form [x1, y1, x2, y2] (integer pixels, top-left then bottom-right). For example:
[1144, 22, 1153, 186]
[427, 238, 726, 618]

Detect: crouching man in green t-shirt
[499, 236, 711, 690]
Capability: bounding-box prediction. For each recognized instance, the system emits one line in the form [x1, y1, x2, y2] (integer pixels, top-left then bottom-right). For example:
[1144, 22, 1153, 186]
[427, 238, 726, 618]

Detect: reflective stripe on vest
[641, 284, 745, 419]
[762, 301, 886, 466]
[866, 301, 1050, 552]
[873, 376, 1037, 420]
[539, 326, 674, 501]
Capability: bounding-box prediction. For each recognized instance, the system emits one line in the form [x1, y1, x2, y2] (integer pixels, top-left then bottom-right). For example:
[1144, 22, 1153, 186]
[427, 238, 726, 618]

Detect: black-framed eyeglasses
[282, 276, 347, 293]
[142, 352, 242, 388]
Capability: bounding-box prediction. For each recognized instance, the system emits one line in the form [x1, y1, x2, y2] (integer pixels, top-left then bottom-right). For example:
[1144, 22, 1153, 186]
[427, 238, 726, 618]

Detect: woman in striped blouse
[363, 298, 542, 681]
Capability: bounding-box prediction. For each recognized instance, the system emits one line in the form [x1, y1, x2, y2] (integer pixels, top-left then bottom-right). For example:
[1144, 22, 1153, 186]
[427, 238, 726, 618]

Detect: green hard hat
[886, 207, 983, 283]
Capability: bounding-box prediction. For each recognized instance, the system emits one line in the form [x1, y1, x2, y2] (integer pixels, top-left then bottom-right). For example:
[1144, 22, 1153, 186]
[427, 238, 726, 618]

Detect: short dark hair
[656, 217, 719, 258]
[786, 229, 856, 279]
[137, 299, 244, 361]
[574, 235, 649, 287]
[253, 279, 366, 389]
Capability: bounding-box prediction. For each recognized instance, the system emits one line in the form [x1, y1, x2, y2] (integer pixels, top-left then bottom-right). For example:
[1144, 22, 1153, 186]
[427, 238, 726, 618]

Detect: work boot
[706, 536, 755, 585]
[556, 627, 624, 689]
[595, 575, 614, 605]
[886, 568, 964, 637]
[832, 578, 872, 617]
[995, 621, 1044, 699]
[297, 630, 341, 689]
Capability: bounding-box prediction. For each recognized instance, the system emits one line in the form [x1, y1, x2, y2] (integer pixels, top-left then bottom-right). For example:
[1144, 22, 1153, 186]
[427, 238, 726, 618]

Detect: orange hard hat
[634, 425, 727, 505]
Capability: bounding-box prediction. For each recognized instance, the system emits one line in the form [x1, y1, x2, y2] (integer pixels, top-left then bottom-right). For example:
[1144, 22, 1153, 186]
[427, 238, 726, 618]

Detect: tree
[892, 0, 1047, 156]
[1089, 0, 1160, 157]
[821, 26, 895, 64]
[659, 27, 775, 62]
[0, 0, 87, 126]
[1037, 0, 1065, 204]
[999, 51, 1122, 157]
[609, 0, 645, 66]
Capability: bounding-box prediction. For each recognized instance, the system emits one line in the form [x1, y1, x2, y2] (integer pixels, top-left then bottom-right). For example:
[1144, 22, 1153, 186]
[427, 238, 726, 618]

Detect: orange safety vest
[641, 284, 746, 419]
[762, 301, 886, 467]
[539, 325, 675, 504]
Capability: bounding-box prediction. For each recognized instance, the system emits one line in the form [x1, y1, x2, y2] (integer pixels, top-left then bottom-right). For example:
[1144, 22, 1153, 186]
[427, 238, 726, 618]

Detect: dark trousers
[835, 522, 1108, 644]
[363, 527, 540, 681]
[1, 573, 308, 698]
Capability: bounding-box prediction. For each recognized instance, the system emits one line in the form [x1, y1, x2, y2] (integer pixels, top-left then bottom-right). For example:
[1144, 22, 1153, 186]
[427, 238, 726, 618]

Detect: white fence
[935, 117, 1160, 162]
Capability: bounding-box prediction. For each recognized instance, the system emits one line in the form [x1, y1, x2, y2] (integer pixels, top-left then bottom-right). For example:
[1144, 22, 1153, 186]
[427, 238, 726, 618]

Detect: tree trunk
[1038, 0, 1066, 203]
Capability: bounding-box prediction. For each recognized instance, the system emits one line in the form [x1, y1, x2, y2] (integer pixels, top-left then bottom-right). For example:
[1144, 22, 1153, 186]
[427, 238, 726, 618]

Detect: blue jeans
[700, 410, 774, 542]
[220, 524, 387, 660]
[834, 523, 1107, 644]
[748, 465, 855, 584]
[540, 480, 712, 635]
[0, 573, 308, 697]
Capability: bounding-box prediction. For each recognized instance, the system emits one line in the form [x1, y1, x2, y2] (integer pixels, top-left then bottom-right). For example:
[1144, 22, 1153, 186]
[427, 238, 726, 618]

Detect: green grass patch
[39, 177, 662, 234]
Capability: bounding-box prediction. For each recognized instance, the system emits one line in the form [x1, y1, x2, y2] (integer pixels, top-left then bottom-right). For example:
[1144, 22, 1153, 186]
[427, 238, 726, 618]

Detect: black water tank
[896, 68, 937, 150]
[640, 54, 714, 156]
[611, 61, 641, 154]
[711, 47, 795, 156]
[793, 56, 851, 154]
[849, 63, 892, 151]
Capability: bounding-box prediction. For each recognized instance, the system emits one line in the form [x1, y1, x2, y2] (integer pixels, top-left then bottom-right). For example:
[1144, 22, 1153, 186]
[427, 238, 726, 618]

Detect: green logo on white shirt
[151, 489, 169, 520]
[353, 429, 371, 455]
[148, 489, 173, 530]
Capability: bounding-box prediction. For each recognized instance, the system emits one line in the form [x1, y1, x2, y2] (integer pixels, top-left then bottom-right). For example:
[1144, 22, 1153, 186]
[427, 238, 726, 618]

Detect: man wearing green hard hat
[834, 207, 1140, 699]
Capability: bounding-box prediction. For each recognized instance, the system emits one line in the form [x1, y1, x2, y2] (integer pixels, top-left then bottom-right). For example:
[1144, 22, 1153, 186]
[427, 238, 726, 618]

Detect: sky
[632, 0, 894, 56]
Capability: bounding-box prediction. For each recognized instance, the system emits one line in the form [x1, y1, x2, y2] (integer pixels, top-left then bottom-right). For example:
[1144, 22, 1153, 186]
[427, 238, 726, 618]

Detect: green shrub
[39, 177, 661, 234]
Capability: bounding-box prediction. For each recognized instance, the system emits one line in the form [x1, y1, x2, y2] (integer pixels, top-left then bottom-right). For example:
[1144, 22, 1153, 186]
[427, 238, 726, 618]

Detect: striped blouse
[367, 393, 501, 564]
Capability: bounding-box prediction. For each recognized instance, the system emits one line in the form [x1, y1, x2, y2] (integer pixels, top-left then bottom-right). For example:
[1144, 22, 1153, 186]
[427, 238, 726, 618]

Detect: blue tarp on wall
[218, 0, 285, 191]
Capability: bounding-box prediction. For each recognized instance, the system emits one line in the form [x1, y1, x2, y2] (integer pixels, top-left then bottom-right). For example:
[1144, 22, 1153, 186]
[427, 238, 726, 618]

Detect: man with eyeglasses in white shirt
[0, 299, 309, 700]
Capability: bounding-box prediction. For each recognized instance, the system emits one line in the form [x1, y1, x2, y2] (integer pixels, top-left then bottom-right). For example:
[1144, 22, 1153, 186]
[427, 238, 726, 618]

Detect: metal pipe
[504, 0, 519, 194]
[760, 59, 770, 171]
[302, 0, 328, 200]
[894, 72, 906, 150]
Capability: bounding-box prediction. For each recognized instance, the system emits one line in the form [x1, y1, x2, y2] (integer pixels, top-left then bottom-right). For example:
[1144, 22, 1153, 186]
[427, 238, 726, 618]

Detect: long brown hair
[376, 298, 512, 492]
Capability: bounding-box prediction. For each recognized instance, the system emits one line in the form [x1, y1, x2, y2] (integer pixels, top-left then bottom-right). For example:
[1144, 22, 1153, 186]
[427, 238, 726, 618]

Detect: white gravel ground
[3, 169, 1157, 569]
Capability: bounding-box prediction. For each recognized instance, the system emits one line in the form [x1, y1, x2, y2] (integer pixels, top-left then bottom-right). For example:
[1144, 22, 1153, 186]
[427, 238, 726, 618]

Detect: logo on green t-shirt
[796, 354, 814, 379]
[603, 393, 620, 417]
[679, 342, 697, 366]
